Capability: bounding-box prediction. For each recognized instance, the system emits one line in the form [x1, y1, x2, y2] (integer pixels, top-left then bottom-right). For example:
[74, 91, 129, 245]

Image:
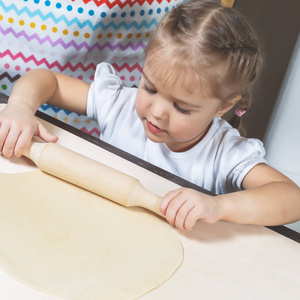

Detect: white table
[1, 98, 300, 300]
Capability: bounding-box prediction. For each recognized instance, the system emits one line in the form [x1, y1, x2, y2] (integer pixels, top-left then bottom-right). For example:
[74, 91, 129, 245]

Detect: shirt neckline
[161, 118, 220, 159]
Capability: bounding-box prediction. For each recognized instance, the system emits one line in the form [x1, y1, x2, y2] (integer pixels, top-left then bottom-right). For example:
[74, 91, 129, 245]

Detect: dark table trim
[1, 93, 300, 243]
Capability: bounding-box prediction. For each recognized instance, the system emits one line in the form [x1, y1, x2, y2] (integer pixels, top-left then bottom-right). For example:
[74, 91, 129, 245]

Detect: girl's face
[135, 61, 229, 152]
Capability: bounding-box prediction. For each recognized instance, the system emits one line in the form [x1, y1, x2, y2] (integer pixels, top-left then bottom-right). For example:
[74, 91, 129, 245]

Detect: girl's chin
[145, 134, 189, 152]
[145, 131, 165, 144]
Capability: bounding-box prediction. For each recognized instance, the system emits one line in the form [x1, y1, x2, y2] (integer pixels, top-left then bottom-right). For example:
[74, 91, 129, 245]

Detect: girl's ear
[215, 95, 241, 117]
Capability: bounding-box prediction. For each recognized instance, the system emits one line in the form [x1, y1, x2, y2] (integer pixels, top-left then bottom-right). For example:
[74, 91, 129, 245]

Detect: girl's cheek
[135, 95, 144, 117]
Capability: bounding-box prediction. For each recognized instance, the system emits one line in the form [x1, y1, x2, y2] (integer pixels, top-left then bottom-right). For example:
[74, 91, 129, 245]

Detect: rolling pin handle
[128, 181, 164, 217]
[23, 142, 47, 166]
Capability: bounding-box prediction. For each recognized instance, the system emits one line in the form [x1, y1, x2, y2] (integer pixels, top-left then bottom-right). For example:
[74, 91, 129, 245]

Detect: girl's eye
[174, 103, 191, 115]
[142, 84, 157, 95]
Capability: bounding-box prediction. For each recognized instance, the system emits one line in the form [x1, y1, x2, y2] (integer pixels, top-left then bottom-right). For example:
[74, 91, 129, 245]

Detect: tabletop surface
[1, 93, 300, 300]
[1, 92, 298, 243]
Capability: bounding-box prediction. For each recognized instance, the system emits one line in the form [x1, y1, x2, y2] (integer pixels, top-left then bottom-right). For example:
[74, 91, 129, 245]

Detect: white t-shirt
[87, 63, 266, 194]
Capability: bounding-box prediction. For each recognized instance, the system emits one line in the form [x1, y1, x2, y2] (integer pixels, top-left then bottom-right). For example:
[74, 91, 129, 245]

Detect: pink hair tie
[235, 108, 246, 117]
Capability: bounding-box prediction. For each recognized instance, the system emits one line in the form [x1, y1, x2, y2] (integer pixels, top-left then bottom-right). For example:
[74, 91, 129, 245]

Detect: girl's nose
[151, 97, 168, 120]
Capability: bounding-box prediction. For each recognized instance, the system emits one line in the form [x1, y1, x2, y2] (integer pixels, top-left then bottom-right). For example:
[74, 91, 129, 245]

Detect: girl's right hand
[0, 102, 58, 158]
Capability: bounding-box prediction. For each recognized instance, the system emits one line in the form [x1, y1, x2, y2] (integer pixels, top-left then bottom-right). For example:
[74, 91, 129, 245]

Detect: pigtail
[204, 6, 263, 137]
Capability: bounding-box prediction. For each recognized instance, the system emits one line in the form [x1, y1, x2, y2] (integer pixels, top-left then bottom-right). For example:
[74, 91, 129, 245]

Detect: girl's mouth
[146, 120, 165, 134]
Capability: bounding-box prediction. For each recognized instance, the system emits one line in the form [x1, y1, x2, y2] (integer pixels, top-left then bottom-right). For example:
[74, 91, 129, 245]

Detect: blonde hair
[145, 0, 263, 135]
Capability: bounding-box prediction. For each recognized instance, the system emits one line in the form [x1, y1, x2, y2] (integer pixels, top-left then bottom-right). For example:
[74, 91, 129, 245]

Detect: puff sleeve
[87, 62, 124, 130]
[219, 136, 266, 194]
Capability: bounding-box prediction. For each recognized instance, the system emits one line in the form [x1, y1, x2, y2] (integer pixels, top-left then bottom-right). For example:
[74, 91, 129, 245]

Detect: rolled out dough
[0, 171, 183, 300]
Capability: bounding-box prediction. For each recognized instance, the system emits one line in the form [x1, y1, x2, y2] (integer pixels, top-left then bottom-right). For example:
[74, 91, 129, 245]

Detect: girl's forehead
[143, 58, 212, 97]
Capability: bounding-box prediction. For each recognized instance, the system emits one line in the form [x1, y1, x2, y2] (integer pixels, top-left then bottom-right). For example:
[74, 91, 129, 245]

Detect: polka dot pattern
[0, 0, 184, 135]
[0, 15, 158, 47]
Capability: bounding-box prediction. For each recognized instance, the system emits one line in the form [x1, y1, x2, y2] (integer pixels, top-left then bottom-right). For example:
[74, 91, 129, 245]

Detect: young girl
[0, 1, 300, 231]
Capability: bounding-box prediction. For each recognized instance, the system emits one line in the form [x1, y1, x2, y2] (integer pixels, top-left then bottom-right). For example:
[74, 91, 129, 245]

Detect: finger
[175, 201, 196, 231]
[165, 195, 187, 226]
[14, 129, 34, 157]
[160, 189, 181, 215]
[183, 207, 200, 231]
[0, 122, 10, 153]
[37, 123, 58, 143]
[2, 126, 21, 157]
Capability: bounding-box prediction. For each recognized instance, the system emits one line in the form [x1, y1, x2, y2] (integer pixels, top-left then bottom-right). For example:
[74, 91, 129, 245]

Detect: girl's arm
[0, 69, 90, 157]
[160, 164, 300, 230]
[218, 163, 300, 225]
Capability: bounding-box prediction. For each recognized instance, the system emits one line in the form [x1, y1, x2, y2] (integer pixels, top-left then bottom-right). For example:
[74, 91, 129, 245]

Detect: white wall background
[264, 34, 300, 233]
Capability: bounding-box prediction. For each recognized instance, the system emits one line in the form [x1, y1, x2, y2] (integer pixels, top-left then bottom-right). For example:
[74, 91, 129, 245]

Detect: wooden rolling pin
[23, 142, 163, 217]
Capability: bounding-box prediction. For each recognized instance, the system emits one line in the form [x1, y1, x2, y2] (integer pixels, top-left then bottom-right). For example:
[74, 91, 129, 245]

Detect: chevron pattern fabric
[0, 0, 185, 137]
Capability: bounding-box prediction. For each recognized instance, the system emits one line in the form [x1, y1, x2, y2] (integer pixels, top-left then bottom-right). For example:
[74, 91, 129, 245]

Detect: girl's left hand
[160, 188, 221, 231]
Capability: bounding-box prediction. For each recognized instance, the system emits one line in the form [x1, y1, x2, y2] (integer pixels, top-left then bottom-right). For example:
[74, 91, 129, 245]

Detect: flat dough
[0, 171, 183, 300]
